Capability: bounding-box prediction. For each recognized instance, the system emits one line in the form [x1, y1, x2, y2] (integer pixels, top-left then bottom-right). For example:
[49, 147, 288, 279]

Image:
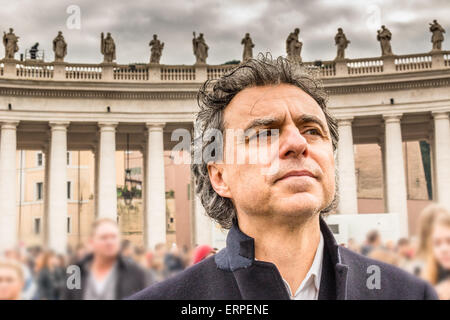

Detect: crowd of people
[0, 203, 449, 300]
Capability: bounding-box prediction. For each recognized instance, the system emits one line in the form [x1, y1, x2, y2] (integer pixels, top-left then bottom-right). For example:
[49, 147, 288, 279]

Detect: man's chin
[275, 190, 322, 210]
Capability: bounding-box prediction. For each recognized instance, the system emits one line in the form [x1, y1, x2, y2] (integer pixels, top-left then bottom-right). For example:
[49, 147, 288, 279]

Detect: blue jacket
[130, 217, 438, 300]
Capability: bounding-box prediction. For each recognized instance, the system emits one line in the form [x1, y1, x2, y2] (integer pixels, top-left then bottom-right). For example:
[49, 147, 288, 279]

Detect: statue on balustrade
[149, 34, 164, 64]
[335, 28, 350, 60]
[100, 32, 116, 63]
[429, 20, 445, 51]
[193, 32, 208, 64]
[3, 28, 19, 60]
[241, 33, 255, 61]
[377, 25, 393, 56]
[286, 28, 302, 63]
[53, 31, 67, 62]
[29, 43, 39, 60]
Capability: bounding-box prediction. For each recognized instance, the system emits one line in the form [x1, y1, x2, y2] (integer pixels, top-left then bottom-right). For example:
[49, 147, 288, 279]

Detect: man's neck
[91, 255, 117, 280]
[238, 213, 321, 296]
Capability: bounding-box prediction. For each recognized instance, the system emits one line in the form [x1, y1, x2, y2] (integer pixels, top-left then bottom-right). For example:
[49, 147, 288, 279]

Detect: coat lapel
[215, 216, 350, 300]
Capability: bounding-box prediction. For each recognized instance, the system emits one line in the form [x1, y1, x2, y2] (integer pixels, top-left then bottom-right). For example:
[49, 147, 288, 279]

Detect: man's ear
[207, 162, 232, 198]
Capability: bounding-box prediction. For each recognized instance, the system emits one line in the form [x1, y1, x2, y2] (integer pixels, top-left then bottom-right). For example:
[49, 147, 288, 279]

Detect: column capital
[49, 121, 70, 130]
[0, 121, 19, 129]
[431, 111, 449, 120]
[382, 113, 403, 122]
[98, 121, 118, 130]
[146, 122, 166, 130]
[336, 116, 354, 125]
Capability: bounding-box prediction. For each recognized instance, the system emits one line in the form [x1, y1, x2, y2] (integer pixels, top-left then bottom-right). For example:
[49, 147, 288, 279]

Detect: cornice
[0, 71, 449, 99]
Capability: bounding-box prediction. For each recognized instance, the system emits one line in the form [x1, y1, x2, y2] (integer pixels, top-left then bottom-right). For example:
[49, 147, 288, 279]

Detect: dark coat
[36, 267, 65, 300]
[130, 217, 438, 300]
[63, 254, 150, 300]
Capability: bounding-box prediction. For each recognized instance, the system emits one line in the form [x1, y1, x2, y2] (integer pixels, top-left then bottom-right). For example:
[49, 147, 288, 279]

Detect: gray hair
[191, 53, 339, 229]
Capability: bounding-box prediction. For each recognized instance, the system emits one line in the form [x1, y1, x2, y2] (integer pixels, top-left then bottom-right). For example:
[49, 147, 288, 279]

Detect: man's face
[209, 84, 335, 223]
[0, 267, 23, 300]
[90, 222, 121, 260]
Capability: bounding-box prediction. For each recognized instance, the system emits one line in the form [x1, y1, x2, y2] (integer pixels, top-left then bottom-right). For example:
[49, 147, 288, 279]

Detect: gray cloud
[0, 0, 448, 65]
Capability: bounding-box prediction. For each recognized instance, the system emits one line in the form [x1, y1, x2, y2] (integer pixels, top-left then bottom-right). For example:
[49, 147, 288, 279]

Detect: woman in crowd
[415, 203, 450, 276]
[35, 251, 65, 300]
[421, 207, 450, 300]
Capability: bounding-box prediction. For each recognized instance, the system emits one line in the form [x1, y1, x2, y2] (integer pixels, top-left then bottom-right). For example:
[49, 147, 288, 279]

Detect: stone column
[432, 111, 450, 208]
[336, 117, 358, 214]
[0, 121, 19, 252]
[144, 123, 166, 249]
[46, 122, 69, 254]
[383, 114, 408, 237]
[97, 122, 118, 220]
[93, 146, 99, 218]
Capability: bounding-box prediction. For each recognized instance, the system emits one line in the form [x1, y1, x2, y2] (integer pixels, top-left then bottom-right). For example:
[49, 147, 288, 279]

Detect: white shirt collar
[282, 231, 324, 299]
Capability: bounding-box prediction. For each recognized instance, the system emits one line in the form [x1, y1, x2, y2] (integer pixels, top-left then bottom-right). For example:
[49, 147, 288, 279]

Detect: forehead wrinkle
[225, 84, 318, 129]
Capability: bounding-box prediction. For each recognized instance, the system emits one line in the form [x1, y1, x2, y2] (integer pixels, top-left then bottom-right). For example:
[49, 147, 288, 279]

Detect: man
[130, 54, 437, 300]
[361, 230, 381, 256]
[63, 218, 150, 300]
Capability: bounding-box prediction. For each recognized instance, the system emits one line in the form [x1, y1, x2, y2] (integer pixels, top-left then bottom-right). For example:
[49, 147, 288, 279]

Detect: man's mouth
[275, 170, 317, 183]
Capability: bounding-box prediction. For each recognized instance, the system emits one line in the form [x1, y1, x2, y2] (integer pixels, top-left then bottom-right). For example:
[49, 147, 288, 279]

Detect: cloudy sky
[0, 0, 449, 65]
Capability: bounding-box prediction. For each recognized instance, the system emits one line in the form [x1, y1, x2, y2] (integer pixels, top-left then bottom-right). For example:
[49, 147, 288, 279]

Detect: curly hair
[191, 53, 339, 229]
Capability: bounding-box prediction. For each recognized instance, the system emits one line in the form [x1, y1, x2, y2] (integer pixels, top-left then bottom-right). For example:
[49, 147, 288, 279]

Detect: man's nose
[279, 125, 308, 159]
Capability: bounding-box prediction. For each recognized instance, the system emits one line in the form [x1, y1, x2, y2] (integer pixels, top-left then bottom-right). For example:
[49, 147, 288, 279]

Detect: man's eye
[304, 128, 321, 136]
[248, 129, 270, 140]
[257, 130, 271, 138]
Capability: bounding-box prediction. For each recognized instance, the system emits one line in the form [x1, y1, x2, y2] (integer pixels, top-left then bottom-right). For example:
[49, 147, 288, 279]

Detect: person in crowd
[4, 248, 37, 300]
[191, 245, 215, 265]
[120, 239, 133, 260]
[346, 238, 359, 253]
[416, 203, 450, 276]
[396, 238, 418, 275]
[360, 230, 381, 256]
[150, 243, 167, 282]
[129, 54, 437, 300]
[133, 246, 157, 286]
[69, 244, 88, 265]
[368, 247, 399, 267]
[132, 246, 148, 269]
[0, 259, 24, 300]
[163, 245, 185, 278]
[421, 209, 450, 300]
[35, 251, 64, 300]
[62, 218, 149, 300]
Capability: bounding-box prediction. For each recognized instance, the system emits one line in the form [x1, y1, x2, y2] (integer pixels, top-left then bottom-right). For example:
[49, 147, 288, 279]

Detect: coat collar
[214, 215, 349, 300]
